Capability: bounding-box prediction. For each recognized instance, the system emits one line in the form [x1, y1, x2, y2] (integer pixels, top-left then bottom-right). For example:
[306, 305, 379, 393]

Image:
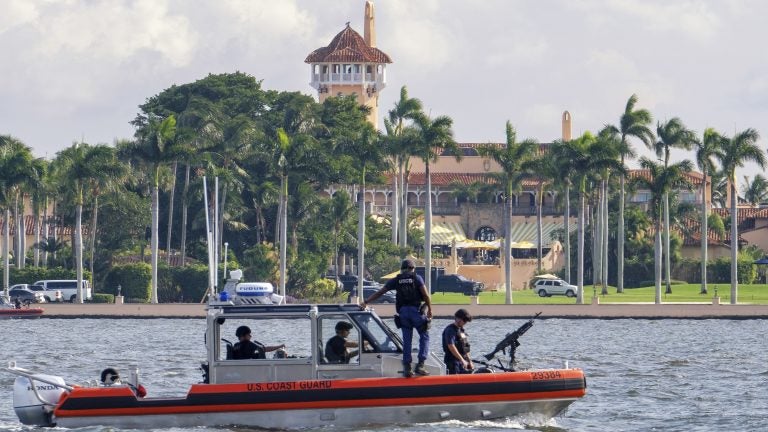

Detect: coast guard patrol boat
[3, 273, 585, 429]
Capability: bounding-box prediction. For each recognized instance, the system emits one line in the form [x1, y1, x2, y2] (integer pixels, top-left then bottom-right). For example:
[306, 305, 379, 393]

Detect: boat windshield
[350, 312, 401, 353]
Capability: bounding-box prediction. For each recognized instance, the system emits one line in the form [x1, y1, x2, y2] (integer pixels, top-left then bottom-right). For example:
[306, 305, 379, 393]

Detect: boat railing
[3, 361, 74, 407]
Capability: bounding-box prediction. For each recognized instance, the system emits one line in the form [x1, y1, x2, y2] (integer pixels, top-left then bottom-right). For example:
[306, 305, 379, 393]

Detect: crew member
[362, 259, 432, 377]
[325, 321, 360, 363]
[442, 308, 474, 374]
[232, 325, 286, 360]
[100, 367, 147, 397]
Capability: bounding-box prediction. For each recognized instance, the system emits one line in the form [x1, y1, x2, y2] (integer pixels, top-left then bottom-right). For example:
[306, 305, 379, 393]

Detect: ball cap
[401, 259, 415, 270]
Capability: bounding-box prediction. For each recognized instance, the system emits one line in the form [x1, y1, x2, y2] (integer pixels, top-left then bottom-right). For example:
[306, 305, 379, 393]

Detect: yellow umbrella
[380, 270, 400, 282]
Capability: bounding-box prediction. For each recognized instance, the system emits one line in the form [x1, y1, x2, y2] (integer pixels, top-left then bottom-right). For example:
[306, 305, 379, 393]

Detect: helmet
[235, 325, 251, 338]
[401, 259, 415, 270]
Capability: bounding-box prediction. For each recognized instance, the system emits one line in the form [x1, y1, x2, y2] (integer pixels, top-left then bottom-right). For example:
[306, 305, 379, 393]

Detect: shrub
[104, 263, 152, 302]
[92, 293, 114, 303]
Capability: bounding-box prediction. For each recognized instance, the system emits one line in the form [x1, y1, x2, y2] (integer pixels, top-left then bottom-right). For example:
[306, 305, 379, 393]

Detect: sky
[1, 0, 767, 179]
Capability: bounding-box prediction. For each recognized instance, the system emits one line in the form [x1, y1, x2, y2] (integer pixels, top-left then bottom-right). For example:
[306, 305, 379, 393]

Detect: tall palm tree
[550, 140, 576, 283]
[28, 159, 49, 267]
[557, 132, 622, 303]
[594, 126, 626, 294]
[607, 94, 653, 294]
[51, 143, 123, 303]
[0, 135, 36, 297]
[695, 128, 726, 294]
[413, 112, 461, 294]
[633, 158, 694, 303]
[654, 118, 697, 294]
[385, 87, 423, 248]
[478, 122, 537, 304]
[126, 115, 178, 303]
[717, 128, 766, 304]
[84, 147, 127, 284]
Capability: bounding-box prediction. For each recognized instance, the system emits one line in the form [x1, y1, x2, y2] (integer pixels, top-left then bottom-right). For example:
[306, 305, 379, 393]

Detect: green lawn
[430, 284, 768, 305]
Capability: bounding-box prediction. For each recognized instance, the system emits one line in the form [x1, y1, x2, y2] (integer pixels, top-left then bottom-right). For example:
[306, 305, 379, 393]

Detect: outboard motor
[13, 374, 67, 426]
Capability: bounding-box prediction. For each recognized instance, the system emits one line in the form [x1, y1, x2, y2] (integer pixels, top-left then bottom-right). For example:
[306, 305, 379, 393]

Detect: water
[1, 317, 767, 431]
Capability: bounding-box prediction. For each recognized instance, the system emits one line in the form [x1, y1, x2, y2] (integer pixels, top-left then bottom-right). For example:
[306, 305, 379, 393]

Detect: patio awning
[418, 221, 467, 246]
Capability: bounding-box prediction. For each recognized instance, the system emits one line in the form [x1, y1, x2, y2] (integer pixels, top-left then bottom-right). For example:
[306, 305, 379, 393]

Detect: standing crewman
[362, 259, 432, 377]
[442, 308, 474, 374]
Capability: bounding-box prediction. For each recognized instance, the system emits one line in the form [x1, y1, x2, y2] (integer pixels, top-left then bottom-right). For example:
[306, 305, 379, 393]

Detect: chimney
[562, 111, 572, 141]
[364, 1, 376, 47]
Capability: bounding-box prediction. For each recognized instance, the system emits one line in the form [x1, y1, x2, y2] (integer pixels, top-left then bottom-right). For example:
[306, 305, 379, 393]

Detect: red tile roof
[628, 169, 705, 186]
[305, 25, 392, 63]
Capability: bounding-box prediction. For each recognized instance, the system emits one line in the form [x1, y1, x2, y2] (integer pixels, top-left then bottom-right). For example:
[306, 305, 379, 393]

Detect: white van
[32, 280, 92, 303]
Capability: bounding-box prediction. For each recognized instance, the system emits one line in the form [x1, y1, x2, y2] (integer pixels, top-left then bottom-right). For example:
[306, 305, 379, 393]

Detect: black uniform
[232, 340, 267, 359]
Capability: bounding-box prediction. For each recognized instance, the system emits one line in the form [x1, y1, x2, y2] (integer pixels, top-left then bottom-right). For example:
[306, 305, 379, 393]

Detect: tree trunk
[33, 204, 40, 267]
[357, 175, 366, 304]
[400, 165, 409, 249]
[3, 209, 9, 296]
[505, 185, 513, 304]
[655, 220, 662, 304]
[42, 197, 48, 268]
[89, 196, 99, 288]
[151, 181, 159, 304]
[536, 186, 543, 272]
[166, 161, 177, 266]
[425, 162, 433, 293]
[576, 190, 585, 304]
[279, 174, 287, 298]
[14, 194, 21, 269]
[76, 202, 84, 304]
[664, 192, 672, 294]
[700, 169, 708, 294]
[391, 167, 399, 244]
[617, 159, 626, 293]
[601, 179, 609, 295]
[564, 183, 571, 284]
[730, 179, 738, 304]
[180, 164, 190, 267]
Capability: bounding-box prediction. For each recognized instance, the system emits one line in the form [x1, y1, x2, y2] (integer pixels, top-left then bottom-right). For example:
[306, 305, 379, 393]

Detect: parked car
[9, 286, 46, 305]
[347, 287, 396, 304]
[32, 280, 92, 303]
[338, 274, 378, 292]
[533, 278, 577, 297]
[432, 274, 483, 296]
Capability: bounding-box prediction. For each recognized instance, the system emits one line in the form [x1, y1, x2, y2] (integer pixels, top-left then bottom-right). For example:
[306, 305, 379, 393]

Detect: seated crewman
[325, 321, 360, 364]
[232, 325, 286, 360]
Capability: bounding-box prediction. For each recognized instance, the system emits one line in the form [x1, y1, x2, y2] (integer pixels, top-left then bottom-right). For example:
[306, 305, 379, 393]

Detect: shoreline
[32, 302, 768, 319]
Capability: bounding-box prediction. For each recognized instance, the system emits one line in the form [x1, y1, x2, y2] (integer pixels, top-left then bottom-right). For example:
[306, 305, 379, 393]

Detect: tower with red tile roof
[305, 1, 391, 128]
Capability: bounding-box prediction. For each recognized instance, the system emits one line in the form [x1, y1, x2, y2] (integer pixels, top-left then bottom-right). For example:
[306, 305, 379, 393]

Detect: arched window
[475, 226, 496, 242]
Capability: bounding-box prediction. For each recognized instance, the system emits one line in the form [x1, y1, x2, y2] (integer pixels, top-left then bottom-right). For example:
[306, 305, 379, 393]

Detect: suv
[433, 274, 483, 296]
[533, 279, 577, 297]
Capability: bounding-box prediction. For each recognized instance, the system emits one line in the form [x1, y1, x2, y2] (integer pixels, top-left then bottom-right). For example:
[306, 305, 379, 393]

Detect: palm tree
[550, 140, 576, 283]
[633, 158, 694, 303]
[741, 174, 768, 205]
[34, 236, 65, 268]
[329, 190, 355, 278]
[51, 143, 123, 303]
[557, 132, 622, 303]
[413, 112, 461, 294]
[607, 94, 653, 294]
[478, 122, 537, 304]
[695, 128, 726, 294]
[84, 147, 127, 284]
[594, 126, 626, 294]
[0, 135, 36, 297]
[654, 118, 697, 294]
[385, 87, 423, 248]
[126, 115, 178, 303]
[717, 128, 767, 304]
[28, 159, 49, 267]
